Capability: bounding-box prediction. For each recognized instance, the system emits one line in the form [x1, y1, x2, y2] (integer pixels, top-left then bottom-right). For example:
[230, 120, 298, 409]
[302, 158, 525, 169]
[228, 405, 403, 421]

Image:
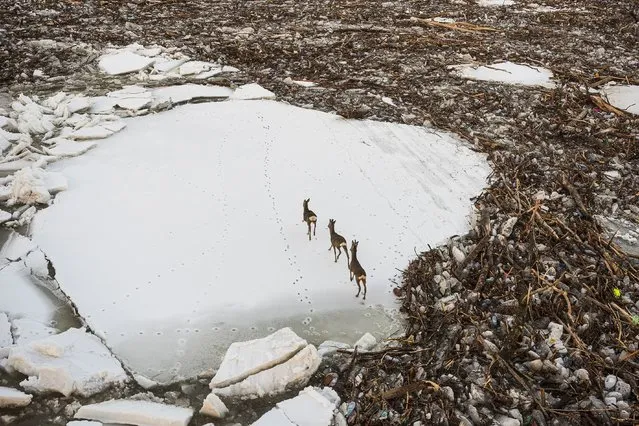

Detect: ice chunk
[230, 83, 276, 100]
[9, 167, 51, 205]
[354, 332, 377, 351]
[0, 313, 12, 348]
[134, 374, 158, 390]
[317, 341, 350, 357]
[6, 328, 127, 397]
[450, 61, 555, 88]
[601, 84, 639, 115]
[75, 399, 193, 426]
[252, 387, 338, 426]
[178, 61, 214, 76]
[152, 84, 233, 104]
[153, 58, 188, 74]
[67, 97, 92, 114]
[213, 344, 321, 399]
[11, 318, 58, 344]
[0, 209, 11, 224]
[67, 422, 102, 426]
[45, 139, 97, 158]
[477, 0, 514, 6]
[70, 120, 125, 140]
[200, 392, 228, 418]
[0, 386, 33, 408]
[284, 77, 317, 88]
[98, 51, 155, 75]
[210, 327, 308, 389]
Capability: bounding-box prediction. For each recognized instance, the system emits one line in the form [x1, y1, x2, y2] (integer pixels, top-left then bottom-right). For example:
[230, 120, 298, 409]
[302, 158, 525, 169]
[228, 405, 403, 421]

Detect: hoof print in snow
[209, 327, 321, 399]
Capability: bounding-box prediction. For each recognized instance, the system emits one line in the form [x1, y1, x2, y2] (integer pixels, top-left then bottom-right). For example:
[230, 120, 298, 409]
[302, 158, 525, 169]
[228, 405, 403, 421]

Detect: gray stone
[495, 415, 520, 426]
[574, 368, 590, 383]
[441, 386, 454, 402]
[604, 374, 617, 390]
[615, 379, 631, 399]
[604, 396, 616, 406]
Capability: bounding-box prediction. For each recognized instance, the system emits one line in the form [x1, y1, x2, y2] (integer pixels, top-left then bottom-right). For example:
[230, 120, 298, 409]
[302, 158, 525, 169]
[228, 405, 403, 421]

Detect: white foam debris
[6, 328, 127, 397]
[450, 61, 555, 88]
[213, 344, 321, 399]
[8, 168, 52, 205]
[200, 392, 229, 418]
[252, 387, 339, 426]
[44, 139, 97, 158]
[477, 0, 514, 6]
[98, 51, 155, 75]
[0, 386, 33, 408]
[152, 84, 233, 104]
[11, 318, 58, 344]
[601, 84, 639, 115]
[75, 399, 194, 426]
[210, 327, 308, 389]
[354, 333, 377, 351]
[0, 313, 12, 348]
[230, 83, 276, 100]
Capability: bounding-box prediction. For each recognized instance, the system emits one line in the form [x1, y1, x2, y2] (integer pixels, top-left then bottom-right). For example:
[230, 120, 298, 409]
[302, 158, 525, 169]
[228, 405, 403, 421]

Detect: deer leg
[350, 270, 354, 282]
[355, 281, 361, 297]
[345, 249, 350, 270]
[333, 246, 337, 262]
[336, 246, 341, 262]
[307, 221, 311, 240]
[313, 221, 316, 236]
[362, 277, 367, 300]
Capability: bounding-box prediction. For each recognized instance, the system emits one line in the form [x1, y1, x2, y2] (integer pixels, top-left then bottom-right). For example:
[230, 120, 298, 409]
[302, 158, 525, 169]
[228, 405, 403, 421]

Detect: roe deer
[302, 198, 317, 241]
[328, 219, 350, 266]
[349, 240, 367, 299]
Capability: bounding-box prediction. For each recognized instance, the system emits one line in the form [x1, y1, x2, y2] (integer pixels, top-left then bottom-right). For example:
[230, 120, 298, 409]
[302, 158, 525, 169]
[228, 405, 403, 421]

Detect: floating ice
[30, 100, 490, 382]
[11, 318, 59, 344]
[601, 84, 639, 115]
[230, 83, 277, 100]
[6, 327, 127, 397]
[98, 51, 155, 75]
[200, 392, 229, 418]
[317, 340, 350, 357]
[0, 386, 33, 408]
[354, 332, 377, 351]
[450, 61, 555, 88]
[75, 399, 194, 426]
[152, 84, 233, 104]
[252, 387, 339, 426]
[210, 327, 308, 388]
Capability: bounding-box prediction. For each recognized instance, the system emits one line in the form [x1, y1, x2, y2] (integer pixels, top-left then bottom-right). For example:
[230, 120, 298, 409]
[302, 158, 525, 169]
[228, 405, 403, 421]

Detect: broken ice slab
[229, 83, 277, 100]
[12, 318, 58, 344]
[213, 344, 321, 399]
[450, 61, 555, 88]
[477, 0, 514, 6]
[69, 121, 126, 140]
[152, 84, 233, 104]
[0, 386, 33, 408]
[75, 399, 193, 426]
[210, 327, 308, 389]
[8, 167, 67, 206]
[6, 327, 127, 397]
[317, 340, 351, 357]
[177, 61, 216, 76]
[601, 84, 639, 115]
[252, 387, 339, 426]
[200, 392, 228, 418]
[44, 139, 97, 158]
[98, 51, 155, 75]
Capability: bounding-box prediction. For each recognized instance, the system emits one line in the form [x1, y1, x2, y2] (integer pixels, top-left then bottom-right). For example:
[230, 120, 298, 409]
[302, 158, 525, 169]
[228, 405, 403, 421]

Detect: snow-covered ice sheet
[210, 327, 307, 388]
[6, 327, 127, 397]
[601, 84, 639, 115]
[30, 100, 490, 382]
[152, 84, 233, 103]
[0, 313, 12, 348]
[75, 399, 193, 426]
[213, 344, 321, 399]
[451, 61, 555, 88]
[230, 83, 276, 100]
[0, 386, 33, 408]
[252, 387, 338, 426]
[11, 318, 58, 344]
[98, 51, 155, 75]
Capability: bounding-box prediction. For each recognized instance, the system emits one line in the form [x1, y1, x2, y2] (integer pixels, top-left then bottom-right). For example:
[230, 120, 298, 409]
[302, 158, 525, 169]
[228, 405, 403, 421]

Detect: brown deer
[302, 198, 317, 241]
[349, 240, 367, 299]
[327, 219, 350, 266]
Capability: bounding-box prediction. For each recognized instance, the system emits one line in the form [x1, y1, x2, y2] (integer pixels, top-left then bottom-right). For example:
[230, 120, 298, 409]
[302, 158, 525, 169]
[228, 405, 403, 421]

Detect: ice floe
[0, 386, 33, 408]
[200, 392, 229, 418]
[477, 0, 514, 6]
[450, 61, 555, 88]
[98, 51, 156, 75]
[230, 83, 277, 100]
[6, 327, 127, 397]
[75, 399, 193, 426]
[11, 318, 59, 344]
[252, 387, 340, 426]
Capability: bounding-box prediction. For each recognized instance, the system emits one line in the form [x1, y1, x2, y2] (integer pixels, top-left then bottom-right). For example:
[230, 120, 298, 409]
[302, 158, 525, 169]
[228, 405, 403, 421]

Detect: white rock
[547, 322, 567, 354]
[615, 379, 631, 399]
[75, 399, 193, 426]
[230, 83, 276, 100]
[252, 387, 338, 426]
[354, 332, 377, 351]
[0, 313, 12, 347]
[284, 78, 317, 88]
[604, 396, 616, 406]
[6, 328, 127, 397]
[451, 246, 465, 263]
[200, 392, 228, 418]
[98, 51, 155, 75]
[574, 368, 590, 383]
[603, 170, 621, 180]
[213, 344, 321, 399]
[11, 318, 58, 344]
[495, 415, 520, 426]
[317, 340, 350, 357]
[500, 216, 518, 237]
[210, 327, 308, 389]
[0, 386, 33, 408]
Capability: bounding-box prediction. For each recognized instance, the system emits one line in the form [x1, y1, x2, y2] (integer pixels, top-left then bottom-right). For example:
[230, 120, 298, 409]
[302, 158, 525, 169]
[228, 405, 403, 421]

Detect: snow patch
[6, 328, 127, 397]
[450, 61, 555, 88]
[75, 399, 194, 426]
